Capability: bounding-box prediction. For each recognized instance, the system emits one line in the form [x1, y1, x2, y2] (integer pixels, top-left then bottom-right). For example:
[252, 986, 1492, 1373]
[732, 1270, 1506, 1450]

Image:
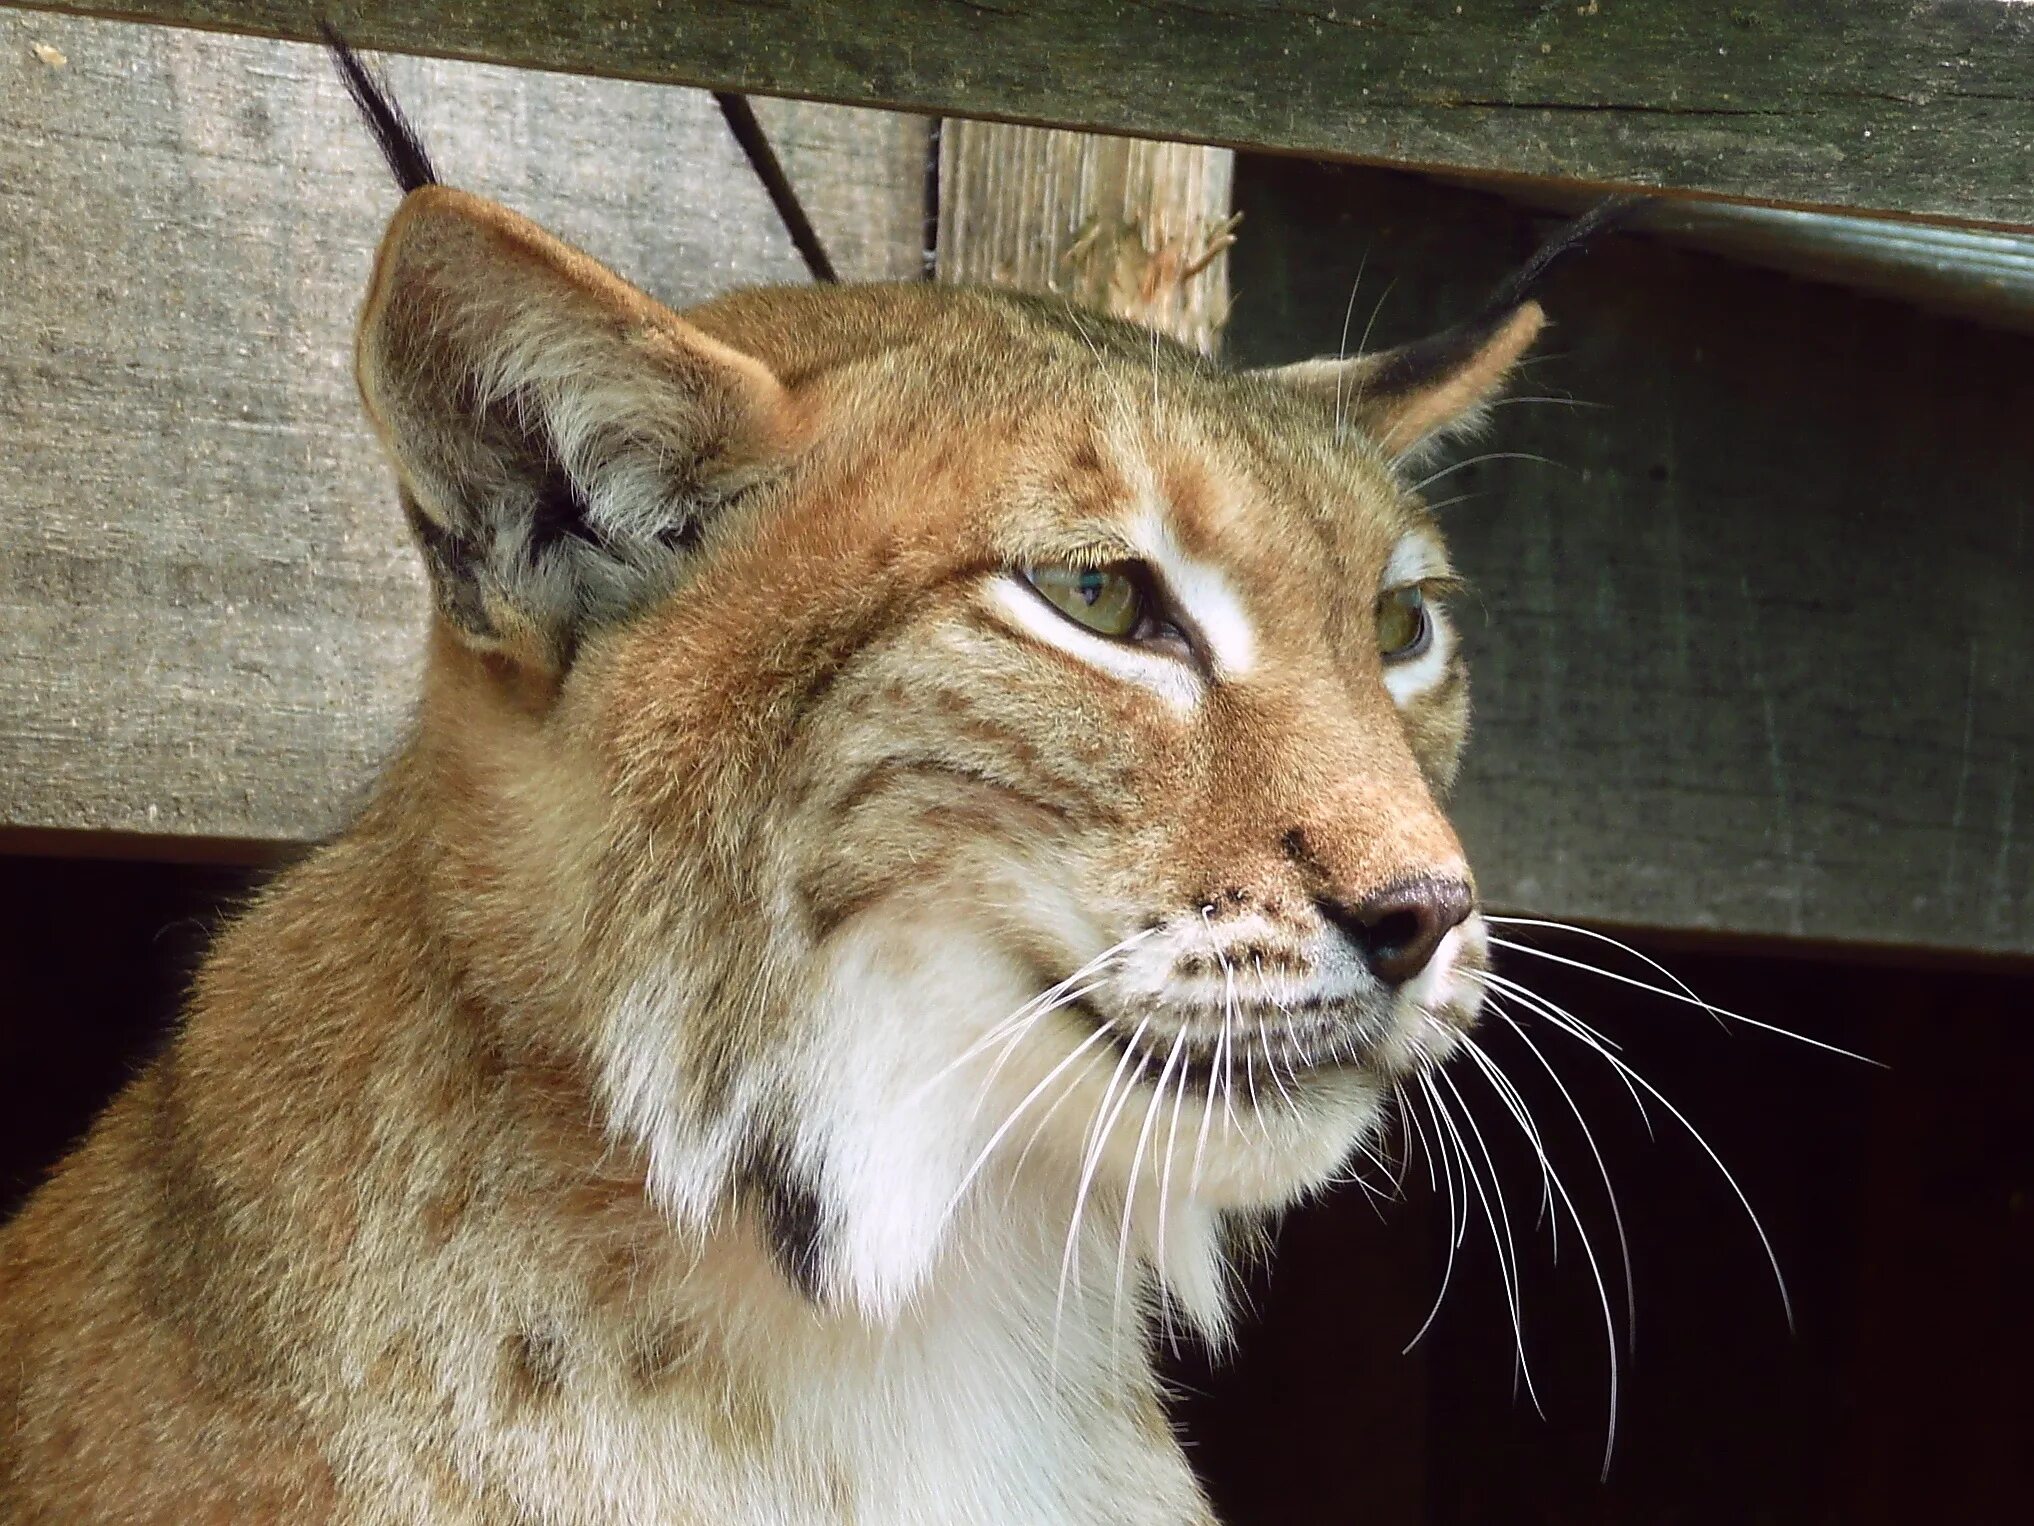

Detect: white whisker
[1114, 1025, 1189, 1342]
[1499, 974, 1796, 1332]
[1482, 970, 1653, 1135]
[1408, 451, 1568, 495]
[1330, 249, 1368, 439]
[1456, 1026, 1556, 1248]
[1402, 1073, 1464, 1353]
[906, 927, 1158, 1106]
[1155, 1026, 1196, 1306]
[1456, 1007, 1623, 1477]
[1343, 274, 1400, 441]
[1486, 394, 1610, 411]
[1430, 1056, 1542, 1414]
[1486, 932, 1882, 1067]
[1477, 992, 1637, 1348]
[941, 1018, 1119, 1227]
[1057, 1016, 1153, 1331]
[1397, 1079, 1438, 1194]
[1006, 1039, 1116, 1196]
[1216, 951, 1242, 1136]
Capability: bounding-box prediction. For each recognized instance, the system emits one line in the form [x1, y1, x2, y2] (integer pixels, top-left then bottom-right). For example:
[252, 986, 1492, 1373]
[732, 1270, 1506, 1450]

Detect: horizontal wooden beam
[6, 0, 2032, 231]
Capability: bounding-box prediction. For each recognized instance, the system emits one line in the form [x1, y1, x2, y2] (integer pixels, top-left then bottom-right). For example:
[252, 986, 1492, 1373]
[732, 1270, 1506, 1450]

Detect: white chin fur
[800, 904, 1390, 1333]
[604, 894, 1403, 1338]
[988, 1030, 1387, 1214]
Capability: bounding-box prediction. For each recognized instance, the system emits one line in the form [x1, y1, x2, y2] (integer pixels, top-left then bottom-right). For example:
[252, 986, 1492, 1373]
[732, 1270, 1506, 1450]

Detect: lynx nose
[1323, 876, 1475, 987]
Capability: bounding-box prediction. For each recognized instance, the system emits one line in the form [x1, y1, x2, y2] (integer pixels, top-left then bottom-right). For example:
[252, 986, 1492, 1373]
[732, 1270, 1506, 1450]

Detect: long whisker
[1492, 915, 1733, 1035]
[1186, 909, 1231, 1197]
[1342, 274, 1400, 440]
[1455, 1009, 1623, 1477]
[1478, 991, 1638, 1350]
[1381, 1083, 1413, 1198]
[1397, 1079, 1438, 1194]
[1416, 491, 1489, 515]
[1402, 1073, 1464, 1353]
[1504, 976, 1797, 1332]
[1260, 1015, 1300, 1115]
[1345, 1134, 1401, 1205]
[1456, 1024, 1556, 1241]
[1485, 394, 1611, 411]
[1430, 1056, 1543, 1414]
[1115, 1025, 1190, 1341]
[1058, 1016, 1154, 1329]
[1005, 1039, 1117, 1197]
[1155, 1026, 1197, 1302]
[1408, 451, 1569, 494]
[1216, 951, 1243, 1137]
[941, 1018, 1119, 1226]
[958, 977, 1112, 1130]
[1330, 247, 1369, 439]
[1482, 969, 1653, 1135]
[1487, 933, 1882, 1067]
[906, 928, 1158, 1106]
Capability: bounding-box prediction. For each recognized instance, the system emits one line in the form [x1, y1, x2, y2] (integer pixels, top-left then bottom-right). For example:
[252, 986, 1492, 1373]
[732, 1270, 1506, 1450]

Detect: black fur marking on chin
[1365, 195, 1650, 398]
[322, 23, 439, 194]
[739, 1134, 829, 1302]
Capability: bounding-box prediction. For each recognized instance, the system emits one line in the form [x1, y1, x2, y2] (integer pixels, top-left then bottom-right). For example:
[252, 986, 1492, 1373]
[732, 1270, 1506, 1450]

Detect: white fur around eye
[1385, 528, 1450, 589]
[1133, 518, 1257, 679]
[1381, 529, 1456, 705]
[983, 576, 1201, 712]
[1381, 602, 1456, 705]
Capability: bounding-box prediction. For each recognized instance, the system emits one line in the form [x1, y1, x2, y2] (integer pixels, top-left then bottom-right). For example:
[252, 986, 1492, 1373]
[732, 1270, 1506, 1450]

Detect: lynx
[0, 41, 1626, 1525]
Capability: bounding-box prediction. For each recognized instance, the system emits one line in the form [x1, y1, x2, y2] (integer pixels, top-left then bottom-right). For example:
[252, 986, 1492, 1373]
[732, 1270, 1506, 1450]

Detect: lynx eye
[1026, 564, 1147, 639]
[1376, 584, 1431, 661]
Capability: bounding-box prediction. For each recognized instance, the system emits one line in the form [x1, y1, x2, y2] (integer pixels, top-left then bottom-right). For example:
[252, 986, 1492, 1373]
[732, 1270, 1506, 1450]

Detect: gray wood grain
[0, 11, 925, 845]
[4, 0, 2031, 231]
[1228, 162, 2033, 959]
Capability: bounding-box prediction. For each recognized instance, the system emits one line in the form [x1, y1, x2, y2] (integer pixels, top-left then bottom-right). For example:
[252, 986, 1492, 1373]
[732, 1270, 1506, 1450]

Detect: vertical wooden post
[934, 120, 1238, 356]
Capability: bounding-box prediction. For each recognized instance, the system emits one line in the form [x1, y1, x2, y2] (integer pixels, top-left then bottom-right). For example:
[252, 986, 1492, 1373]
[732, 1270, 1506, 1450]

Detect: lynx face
[361, 186, 1547, 1331]
[754, 324, 1492, 1202]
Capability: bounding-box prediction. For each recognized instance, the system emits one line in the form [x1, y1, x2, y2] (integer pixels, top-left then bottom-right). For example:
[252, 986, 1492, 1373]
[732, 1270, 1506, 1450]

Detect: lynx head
[339, 54, 1610, 1337]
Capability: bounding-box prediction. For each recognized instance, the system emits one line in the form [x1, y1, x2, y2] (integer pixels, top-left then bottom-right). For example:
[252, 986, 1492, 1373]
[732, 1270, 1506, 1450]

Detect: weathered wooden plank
[936, 120, 1235, 354]
[0, 11, 925, 846]
[5, 0, 2032, 231]
[752, 95, 931, 285]
[1228, 160, 2033, 958]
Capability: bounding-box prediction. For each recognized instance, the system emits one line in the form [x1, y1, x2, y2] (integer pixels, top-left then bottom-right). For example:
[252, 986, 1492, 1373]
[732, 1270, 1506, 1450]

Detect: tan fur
[0, 184, 1538, 1524]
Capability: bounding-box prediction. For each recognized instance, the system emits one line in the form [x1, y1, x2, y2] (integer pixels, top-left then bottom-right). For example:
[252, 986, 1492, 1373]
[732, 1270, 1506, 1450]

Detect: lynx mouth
[1063, 991, 1393, 1096]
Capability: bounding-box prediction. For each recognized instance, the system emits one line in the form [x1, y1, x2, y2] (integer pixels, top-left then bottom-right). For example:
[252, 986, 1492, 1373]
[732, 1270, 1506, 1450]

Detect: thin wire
[714, 93, 839, 283]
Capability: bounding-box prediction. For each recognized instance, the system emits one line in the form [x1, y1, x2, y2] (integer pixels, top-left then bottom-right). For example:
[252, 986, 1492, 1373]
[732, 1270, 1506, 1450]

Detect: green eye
[1027, 564, 1145, 639]
[1376, 585, 1430, 660]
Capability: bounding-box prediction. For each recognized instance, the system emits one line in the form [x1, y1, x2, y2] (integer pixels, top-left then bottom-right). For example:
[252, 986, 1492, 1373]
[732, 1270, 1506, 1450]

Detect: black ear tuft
[1476, 194, 1651, 323]
[1364, 195, 1648, 398]
[322, 22, 439, 194]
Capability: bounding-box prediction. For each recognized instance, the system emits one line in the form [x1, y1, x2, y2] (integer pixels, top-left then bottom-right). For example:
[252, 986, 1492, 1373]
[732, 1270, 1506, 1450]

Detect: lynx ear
[1262, 303, 1546, 460]
[1257, 197, 1643, 461]
[356, 186, 792, 669]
